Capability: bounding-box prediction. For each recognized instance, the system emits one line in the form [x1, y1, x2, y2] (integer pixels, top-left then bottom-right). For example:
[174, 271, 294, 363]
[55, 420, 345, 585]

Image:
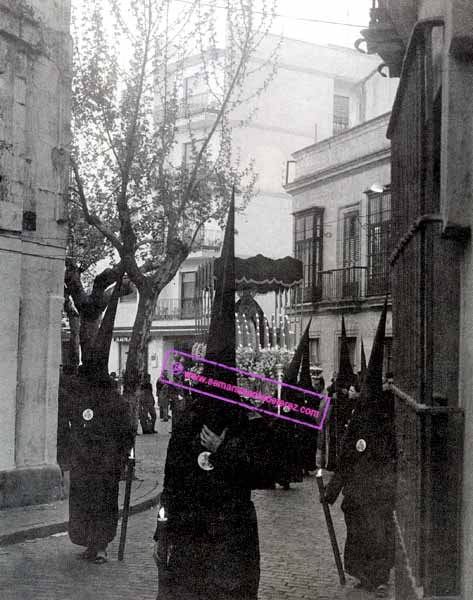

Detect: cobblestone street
[0, 421, 391, 600]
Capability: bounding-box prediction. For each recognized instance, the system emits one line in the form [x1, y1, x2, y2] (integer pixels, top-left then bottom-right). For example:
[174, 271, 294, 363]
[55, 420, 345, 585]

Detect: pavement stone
[0, 418, 394, 600]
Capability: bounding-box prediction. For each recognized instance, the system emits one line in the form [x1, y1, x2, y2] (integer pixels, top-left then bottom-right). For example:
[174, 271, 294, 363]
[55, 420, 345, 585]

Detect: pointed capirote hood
[336, 315, 355, 390]
[336, 297, 390, 471]
[283, 320, 311, 387]
[197, 187, 241, 434]
[299, 321, 314, 392]
[362, 295, 388, 406]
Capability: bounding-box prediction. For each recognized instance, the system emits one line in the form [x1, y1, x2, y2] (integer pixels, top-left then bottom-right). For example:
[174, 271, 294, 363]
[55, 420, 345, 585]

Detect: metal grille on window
[367, 189, 391, 296]
[333, 94, 349, 135]
[294, 208, 324, 303]
[181, 271, 196, 318]
[341, 210, 360, 297]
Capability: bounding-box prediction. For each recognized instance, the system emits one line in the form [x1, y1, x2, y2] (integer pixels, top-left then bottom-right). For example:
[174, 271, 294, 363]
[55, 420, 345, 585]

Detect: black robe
[68, 378, 134, 550]
[325, 392, 396, 588]
[155, 407, 280, 600]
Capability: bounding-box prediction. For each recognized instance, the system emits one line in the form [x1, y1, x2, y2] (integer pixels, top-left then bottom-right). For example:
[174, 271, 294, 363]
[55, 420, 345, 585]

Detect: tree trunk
[124, 283, 157, 392]
[80, 316, 101, 362]
[123, 283, 159, 429]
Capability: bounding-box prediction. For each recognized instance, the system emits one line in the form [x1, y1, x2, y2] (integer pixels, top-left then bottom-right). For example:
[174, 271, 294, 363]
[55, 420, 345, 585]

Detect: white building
[285, 109, 397, 379]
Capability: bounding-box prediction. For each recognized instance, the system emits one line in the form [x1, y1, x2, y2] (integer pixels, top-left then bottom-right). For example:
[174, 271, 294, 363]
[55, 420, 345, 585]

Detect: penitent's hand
[200, 425, 227, 453]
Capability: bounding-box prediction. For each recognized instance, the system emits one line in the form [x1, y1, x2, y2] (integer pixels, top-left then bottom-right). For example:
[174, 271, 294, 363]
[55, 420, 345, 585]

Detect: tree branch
[70, 156, 123, 252]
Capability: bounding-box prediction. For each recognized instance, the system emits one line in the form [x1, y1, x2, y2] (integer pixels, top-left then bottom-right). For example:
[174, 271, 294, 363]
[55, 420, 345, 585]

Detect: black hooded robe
[68, 377, 134, 550]
[325, 394, 396, 588]
[154, 407, 281, 600]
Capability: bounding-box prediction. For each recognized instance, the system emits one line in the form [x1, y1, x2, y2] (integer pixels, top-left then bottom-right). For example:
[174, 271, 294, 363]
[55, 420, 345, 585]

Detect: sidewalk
[0, 419, 171, 546]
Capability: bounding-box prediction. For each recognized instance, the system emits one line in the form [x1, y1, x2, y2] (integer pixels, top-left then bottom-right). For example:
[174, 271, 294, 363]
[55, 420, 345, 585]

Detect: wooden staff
[315, 469, 346, 585]
[118, 445, 135, 561]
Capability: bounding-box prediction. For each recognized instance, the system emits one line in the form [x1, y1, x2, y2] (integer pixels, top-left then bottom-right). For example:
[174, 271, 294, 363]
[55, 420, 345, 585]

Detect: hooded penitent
[68, 270, 135, 554]
[157, 189, 263, 600]
[193, 187, 245, 435]
[277, 321, 315, 481]
[284, 319, 319, 416]
[325, 296, 395, 591]
[333, 315, 357, 462]
[282, 320, 311, 394]
[338, 296, 390, 471]
[336, 315, 356, 391]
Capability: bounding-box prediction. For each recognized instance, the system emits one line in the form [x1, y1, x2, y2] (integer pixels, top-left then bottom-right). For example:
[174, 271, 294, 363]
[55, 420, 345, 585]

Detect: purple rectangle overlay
[159, 349, 330, 430]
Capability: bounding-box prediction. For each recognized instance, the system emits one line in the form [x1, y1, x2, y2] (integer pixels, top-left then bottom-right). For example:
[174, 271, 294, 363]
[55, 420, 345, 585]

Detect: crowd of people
[57, 200, 395, 600]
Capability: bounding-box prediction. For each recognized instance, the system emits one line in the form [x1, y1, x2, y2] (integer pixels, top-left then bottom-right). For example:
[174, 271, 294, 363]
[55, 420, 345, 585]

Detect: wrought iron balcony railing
[191, 229, 222, 251]
[320, 266, 367, 301]
[154, 298, 196, 320]
[178, 94, 219, 118]
[300, 266, 390, 303]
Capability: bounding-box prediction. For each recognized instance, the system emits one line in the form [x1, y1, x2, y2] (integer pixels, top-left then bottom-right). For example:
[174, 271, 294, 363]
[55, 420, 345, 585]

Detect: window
[367, 188, 391, 296]
[181, 271, 196, 318]
[294, 208, 324, 302]
[183, 139, 205, 167]
[333, 94, 350, 135]
[339, 209, 361, 297]
[310, 338, 320, 365]
[343, 209, 360, 267]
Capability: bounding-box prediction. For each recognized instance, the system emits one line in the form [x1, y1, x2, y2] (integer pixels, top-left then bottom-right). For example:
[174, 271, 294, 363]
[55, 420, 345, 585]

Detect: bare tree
[70, 0, 278, 395]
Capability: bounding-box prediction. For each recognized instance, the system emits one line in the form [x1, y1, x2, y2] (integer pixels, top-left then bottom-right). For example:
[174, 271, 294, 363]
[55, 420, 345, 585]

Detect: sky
[166, 0, 373, 48]
[270, 0, 372, 47]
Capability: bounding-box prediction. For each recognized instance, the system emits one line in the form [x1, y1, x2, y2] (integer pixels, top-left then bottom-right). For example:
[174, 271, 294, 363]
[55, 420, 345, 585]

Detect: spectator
[158, 372, 171, 422]
[140, 373, 157, 434]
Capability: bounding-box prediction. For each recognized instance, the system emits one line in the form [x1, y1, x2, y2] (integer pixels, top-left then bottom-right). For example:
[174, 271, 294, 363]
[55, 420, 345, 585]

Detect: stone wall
[0, 0, 71, 508]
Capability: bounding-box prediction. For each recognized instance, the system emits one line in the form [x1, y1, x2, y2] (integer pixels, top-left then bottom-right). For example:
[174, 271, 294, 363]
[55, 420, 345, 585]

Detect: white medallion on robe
[82, 408, 94, 421]
[356, 438, 367, 452]
[197, 451, 214, 471]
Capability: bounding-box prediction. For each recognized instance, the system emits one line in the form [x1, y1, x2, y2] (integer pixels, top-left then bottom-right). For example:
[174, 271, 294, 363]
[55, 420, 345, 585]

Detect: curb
[0, 490, 160, 547]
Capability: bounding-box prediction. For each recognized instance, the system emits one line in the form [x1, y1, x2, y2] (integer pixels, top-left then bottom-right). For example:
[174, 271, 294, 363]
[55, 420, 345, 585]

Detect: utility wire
[174, 0, 368, 29]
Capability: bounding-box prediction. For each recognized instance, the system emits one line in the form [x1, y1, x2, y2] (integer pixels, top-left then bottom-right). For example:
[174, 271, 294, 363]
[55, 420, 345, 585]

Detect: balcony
[354, 2, 406, 78]
[154, 298, 196, 320]
[191, 228, 222, 252]
[305, 266, 390, 303]
[178, 93, 219, 118]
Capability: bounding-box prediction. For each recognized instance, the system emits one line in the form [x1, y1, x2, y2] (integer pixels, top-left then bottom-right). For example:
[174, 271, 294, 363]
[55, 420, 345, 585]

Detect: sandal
[376, 584, 389, 598]
[93, 550, 108, 564]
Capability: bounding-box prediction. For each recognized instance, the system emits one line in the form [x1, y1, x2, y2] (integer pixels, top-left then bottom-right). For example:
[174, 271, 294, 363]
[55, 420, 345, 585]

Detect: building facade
[0, 0, 71, 508]
[359, 2, 473, 599]
[285, 109, 395, 380]
[109, 36, 397, 381]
